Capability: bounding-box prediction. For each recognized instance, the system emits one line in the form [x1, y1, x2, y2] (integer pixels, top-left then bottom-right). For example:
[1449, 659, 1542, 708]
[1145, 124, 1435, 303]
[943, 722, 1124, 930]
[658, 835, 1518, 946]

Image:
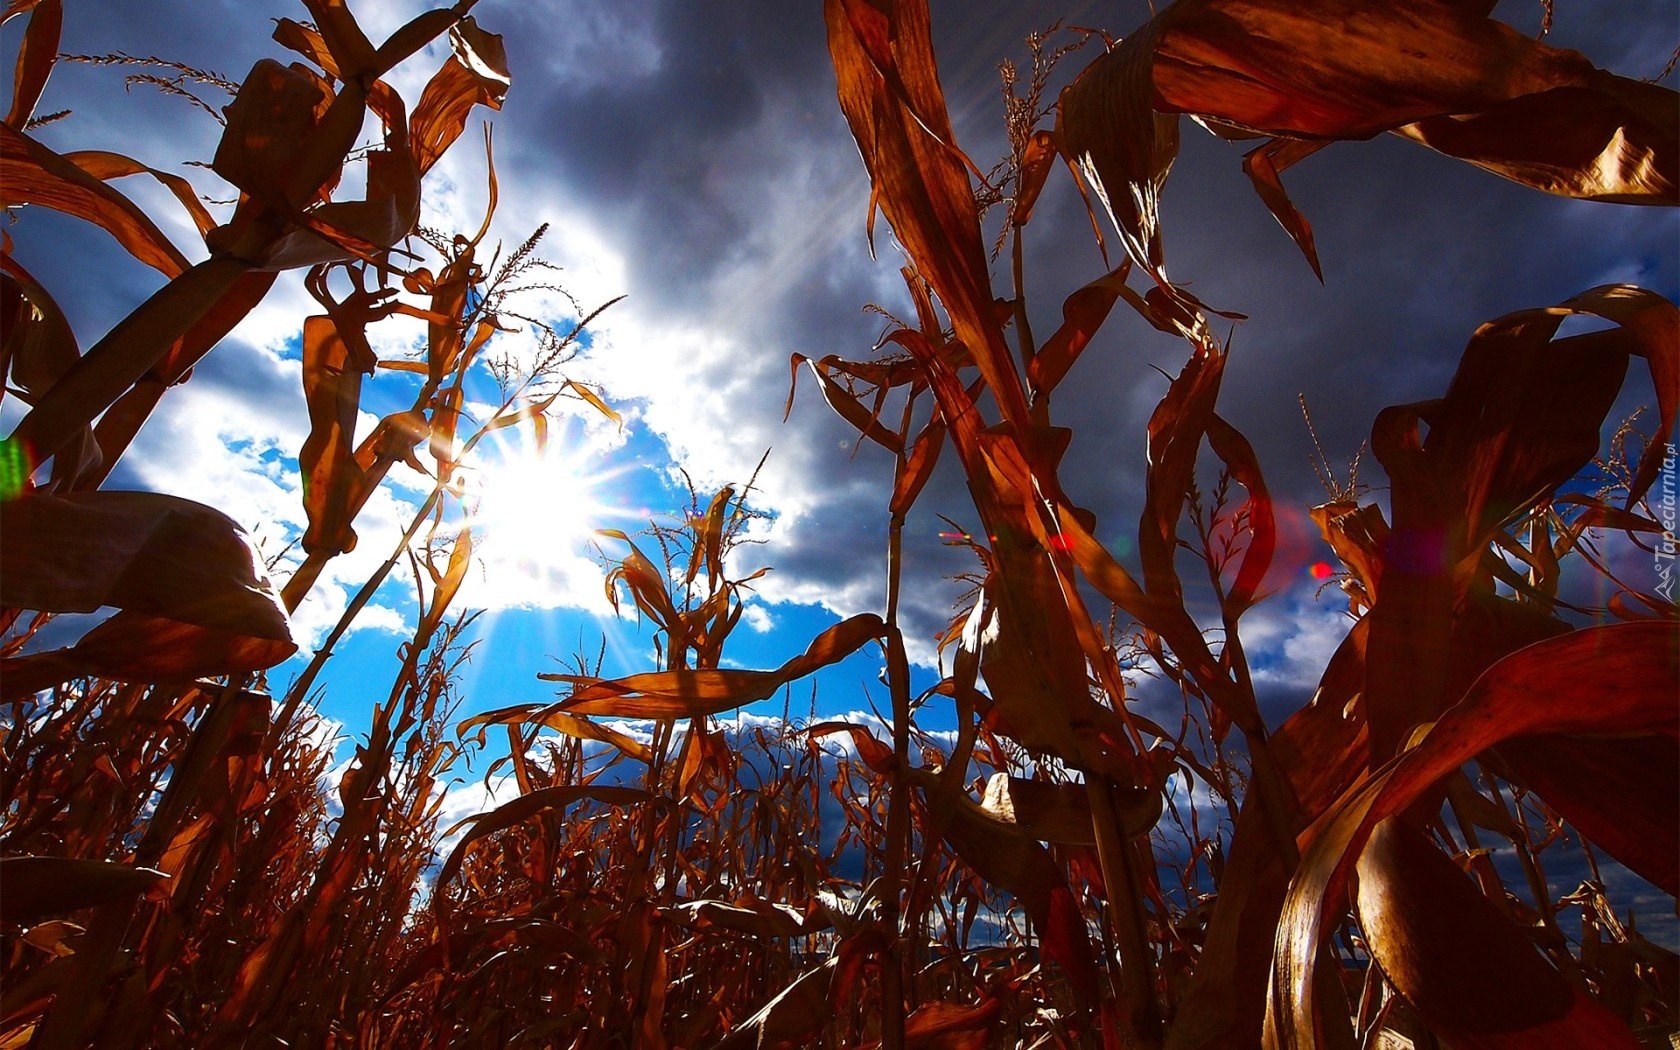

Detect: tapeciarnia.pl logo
[1657, 443, 1676, 602]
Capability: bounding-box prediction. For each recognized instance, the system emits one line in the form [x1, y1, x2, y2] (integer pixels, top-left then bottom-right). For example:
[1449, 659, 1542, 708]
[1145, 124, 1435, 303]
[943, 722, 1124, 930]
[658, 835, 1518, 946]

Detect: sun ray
[460, 420, 635, 609]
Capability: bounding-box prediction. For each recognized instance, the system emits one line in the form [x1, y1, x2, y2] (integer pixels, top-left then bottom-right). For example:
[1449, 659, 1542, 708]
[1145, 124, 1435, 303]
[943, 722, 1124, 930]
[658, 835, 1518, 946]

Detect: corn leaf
[1268, 621, 1679, 1050]
[0, 857, 166, 925]
[552, 614, 883, 719]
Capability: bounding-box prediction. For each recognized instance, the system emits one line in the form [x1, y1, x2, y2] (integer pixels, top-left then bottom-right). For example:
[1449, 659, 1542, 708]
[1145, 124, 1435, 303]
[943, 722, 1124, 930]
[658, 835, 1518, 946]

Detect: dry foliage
[2, 0, 1677, 1048]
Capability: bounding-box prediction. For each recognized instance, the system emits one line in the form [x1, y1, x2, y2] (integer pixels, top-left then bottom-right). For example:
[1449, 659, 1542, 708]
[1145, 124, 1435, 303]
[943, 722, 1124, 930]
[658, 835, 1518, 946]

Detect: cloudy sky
[6, 0, 1676, 745]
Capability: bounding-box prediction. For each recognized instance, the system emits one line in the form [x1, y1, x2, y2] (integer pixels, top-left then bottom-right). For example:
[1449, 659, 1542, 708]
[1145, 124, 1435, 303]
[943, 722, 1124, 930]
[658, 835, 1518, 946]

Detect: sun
[464, 427, 617, 594]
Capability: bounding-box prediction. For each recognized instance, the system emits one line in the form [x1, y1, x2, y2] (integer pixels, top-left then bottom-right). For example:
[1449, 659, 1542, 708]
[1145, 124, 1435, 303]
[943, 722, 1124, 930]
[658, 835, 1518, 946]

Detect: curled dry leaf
[1, 492, 295, 694]
[298, 315, 369, 557]
[1353, 817, 1640, 1048]
[0, 122, 191, 278]
[3, 0, 62, 131]
[64, 150, 218, 238]
[410, 17, 509, 174]
[1362, 284, 1675, 756]
[1268, 621, 1679, 1050]
[549, 614, 884, 719]
[825, 0, 1030, 427]
[0, 490, 292, 673]
[458, 704, 654, 764]
[1060, 0, 1677, 282]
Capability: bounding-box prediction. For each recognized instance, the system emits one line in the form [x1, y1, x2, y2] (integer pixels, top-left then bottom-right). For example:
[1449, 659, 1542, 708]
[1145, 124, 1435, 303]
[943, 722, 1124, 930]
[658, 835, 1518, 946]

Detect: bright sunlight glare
[463, 426, 624, 608]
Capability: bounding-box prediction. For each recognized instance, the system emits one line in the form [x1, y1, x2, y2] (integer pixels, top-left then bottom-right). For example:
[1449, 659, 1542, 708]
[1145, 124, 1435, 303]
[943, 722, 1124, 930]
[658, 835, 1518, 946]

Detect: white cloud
[1235, 584, 1357, 692]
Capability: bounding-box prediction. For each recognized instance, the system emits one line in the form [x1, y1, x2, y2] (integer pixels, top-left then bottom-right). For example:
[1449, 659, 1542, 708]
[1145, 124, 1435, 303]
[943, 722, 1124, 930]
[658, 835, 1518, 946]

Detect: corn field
[1, 0, 1676, 1047]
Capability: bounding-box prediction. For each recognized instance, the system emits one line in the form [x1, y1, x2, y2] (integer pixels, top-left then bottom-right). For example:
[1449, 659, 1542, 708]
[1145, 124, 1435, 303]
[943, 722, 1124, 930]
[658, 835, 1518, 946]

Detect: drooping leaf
[549, 614, 884, 719]
[1055, 20, 1183, 311]
[1205, 411, 1275, 616]
[63, 150, 218, 238]
[926, 762, 1098, 1007]
[456, 706, 654, 764]
[1362, 286, 1674, 756]
[0, 490, 289, 637]
[791, 354, 903, 454]
[0, 491, 295, 693]
[0, 121, 190, 277]
[1352, 818, 1641, 1048]
[889, 417, 945, 517]
[1240, 137, 1326, 279]
[1026, 263, 1130, 403]
[1391, 76, 1678, 204]
[1060, 0, 1677, 292]
[410, 17, 508, 174]
[1268, 621, 1679, 1050]
[298, 315, 368, 557]
[4, 0, 61, 131]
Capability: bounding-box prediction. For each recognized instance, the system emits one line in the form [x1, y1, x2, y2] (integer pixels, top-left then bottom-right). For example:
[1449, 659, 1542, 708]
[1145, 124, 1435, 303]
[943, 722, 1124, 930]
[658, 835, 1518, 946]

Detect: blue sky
[5, 0, 1673, 671]
[5, 0, 1677, 914]
[7, 0, 1676, 728]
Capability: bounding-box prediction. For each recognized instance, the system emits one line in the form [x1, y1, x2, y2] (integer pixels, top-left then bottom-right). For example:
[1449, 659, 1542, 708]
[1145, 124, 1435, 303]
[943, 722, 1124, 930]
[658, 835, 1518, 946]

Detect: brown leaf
[1309, 501, 1387, 613]
[1363, 286, 1674, 755]
[1492, 732, 1678, 897]
[4, 0, 61, 130]
[410, 18, 508, 175]
[0, 261, 99, 492]
[1026, 263, 1129, 403]
[1056, 20, 1180, 295]
[298, 0, 378, 81]
[826, 0, 1030, 427]
[0, 857, 167, 925]
[0, 122, 190, 277]
[889, 417, 945, 517]
[0, 611, 295, 697]
[792, 354, 903, 454]
[807, 720, 894, 773]
[1268, 621, 1678, 1049]
[211, 59, 333, 213]
[713, 958, 838, 1049]
[1012, 130, 1058, 226]
[1353, 818, 1641, 1048]
[1154, 0, 1678, 202]
[298, 315, 368, 557]
[6, 255, 252, 466]
[1205, 411, 1274, 616]
[64, 150, 218, 238]
[88, 270, 280, 487]
[1241, 137, 1326, 280]
[0, 490, 290, 640]
[1151, 0, 1595, 138]
[667, 899, 816, 939]
[553, 614, 884, 719]
[0, 491, 295, 693]
[974, 772, 1098, 846]
[927, 764, 1097, 1006]
[1393, 77, 1678, 204]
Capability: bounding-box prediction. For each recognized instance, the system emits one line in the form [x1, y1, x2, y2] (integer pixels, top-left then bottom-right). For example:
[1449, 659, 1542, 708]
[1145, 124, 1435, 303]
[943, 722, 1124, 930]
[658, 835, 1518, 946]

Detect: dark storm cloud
[16, 0, 1678, 669]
